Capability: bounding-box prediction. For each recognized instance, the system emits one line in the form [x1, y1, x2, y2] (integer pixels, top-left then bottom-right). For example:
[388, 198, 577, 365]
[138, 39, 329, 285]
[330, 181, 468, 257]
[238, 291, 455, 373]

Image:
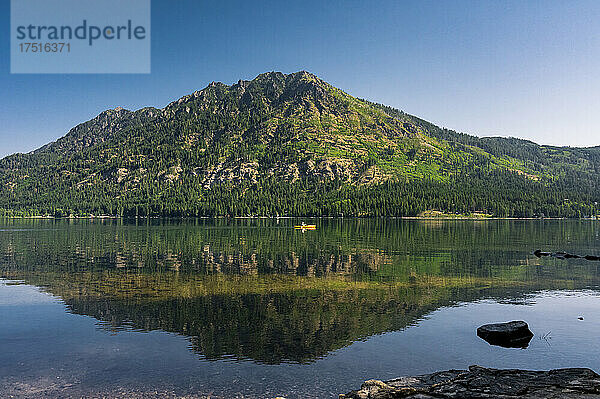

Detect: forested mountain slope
[1, 71, 598, 217]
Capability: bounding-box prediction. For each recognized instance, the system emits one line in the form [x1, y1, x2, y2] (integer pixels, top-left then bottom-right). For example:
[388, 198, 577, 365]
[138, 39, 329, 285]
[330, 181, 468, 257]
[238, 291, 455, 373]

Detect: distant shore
[0, 215, 595, 221]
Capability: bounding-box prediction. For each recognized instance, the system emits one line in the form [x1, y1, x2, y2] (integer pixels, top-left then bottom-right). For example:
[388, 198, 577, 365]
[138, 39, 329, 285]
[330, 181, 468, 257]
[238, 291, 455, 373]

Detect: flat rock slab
[477, 320, 534, 348]
[340, 365, 600, 398]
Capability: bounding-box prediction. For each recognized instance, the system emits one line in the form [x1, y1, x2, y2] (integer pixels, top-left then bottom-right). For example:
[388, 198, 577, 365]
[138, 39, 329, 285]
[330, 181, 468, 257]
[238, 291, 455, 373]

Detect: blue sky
[1, 0, 599, 158]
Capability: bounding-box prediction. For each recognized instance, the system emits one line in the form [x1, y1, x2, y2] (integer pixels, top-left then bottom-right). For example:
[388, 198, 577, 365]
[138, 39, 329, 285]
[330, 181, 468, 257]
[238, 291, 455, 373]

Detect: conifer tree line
[0, 171, 597, 218]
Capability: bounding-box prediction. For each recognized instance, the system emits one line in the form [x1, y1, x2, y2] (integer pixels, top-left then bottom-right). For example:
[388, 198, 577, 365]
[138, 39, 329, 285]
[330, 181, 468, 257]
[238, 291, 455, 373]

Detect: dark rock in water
[533, 249, 551, 258]
[340, 365, 600, 398]
[533, 249, 595, 260]
[477, 321, 533, 348]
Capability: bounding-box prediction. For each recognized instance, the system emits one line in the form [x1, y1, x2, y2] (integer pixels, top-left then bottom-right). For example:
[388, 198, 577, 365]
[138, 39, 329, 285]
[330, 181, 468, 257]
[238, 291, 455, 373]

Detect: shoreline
[340, 365, 600, 398]
[0, 215, 595, 221]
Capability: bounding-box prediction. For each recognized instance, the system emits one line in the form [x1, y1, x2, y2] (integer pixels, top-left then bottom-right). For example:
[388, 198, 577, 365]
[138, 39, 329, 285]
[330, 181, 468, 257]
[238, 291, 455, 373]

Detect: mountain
[1, 71, 599, 217]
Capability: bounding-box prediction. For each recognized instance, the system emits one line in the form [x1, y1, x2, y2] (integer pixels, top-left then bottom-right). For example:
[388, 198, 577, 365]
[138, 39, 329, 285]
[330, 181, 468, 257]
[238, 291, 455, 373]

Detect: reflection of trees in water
[57, 286, 501, 364]
[188, 251, 387, 276]
[0, 220, 397, 276]
[2, 264, 597, 364]
[1, 219, 600, 363]
[2, 263, 599, 364]
[1, 219, 599, 279]
[58, 275, 600, 364]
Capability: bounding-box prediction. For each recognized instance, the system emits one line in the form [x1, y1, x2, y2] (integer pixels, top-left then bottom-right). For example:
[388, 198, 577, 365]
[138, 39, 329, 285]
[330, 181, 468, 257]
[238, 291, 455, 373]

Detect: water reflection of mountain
[1, 219, 600, 363]
[65, 287, 448, 364]
[5, 269, 600, 364]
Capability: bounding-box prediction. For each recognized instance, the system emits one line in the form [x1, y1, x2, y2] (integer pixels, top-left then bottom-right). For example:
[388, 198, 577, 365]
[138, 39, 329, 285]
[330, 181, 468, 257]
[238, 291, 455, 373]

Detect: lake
[1, 218, 599, 398]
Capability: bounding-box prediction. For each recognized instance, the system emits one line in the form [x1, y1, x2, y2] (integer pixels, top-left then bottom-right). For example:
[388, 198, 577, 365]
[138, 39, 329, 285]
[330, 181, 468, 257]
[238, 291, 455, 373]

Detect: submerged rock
[533, 249, 551, 257]
[477, 321, 533, 348]
[340, 365, 600, 398]
[533, 249, 598, 260]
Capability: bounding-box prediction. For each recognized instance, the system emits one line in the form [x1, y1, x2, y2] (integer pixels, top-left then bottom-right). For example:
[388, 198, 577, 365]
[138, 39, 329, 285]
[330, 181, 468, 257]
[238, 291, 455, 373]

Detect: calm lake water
[1, 219, 599, 398]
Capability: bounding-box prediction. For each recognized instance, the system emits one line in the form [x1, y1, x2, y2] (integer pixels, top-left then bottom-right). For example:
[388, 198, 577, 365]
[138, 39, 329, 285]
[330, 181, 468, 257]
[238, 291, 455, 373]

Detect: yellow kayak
[294, 225, 316, 230]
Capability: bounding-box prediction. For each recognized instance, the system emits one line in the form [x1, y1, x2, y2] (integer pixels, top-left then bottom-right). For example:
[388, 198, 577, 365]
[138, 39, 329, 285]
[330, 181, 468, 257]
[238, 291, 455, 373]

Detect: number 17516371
[19, 42, 71, 53]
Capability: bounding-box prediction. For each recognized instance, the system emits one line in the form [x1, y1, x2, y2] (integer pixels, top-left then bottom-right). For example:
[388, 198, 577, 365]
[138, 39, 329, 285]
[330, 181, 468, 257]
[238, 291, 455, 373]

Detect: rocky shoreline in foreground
[340, 365, 600, 398]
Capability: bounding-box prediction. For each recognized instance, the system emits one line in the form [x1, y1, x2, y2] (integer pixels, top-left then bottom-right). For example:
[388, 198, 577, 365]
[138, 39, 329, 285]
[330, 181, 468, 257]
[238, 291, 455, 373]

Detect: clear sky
[1, 0, 599, 158]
